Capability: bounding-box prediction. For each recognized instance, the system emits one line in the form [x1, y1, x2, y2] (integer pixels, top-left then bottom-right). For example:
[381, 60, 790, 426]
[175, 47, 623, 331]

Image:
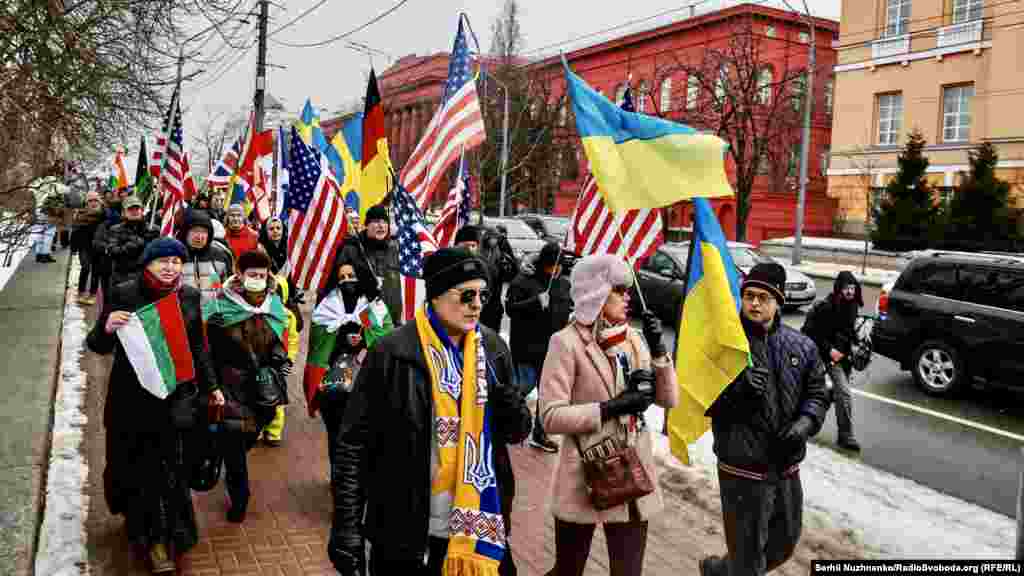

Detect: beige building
[827, 0, 1024, 233]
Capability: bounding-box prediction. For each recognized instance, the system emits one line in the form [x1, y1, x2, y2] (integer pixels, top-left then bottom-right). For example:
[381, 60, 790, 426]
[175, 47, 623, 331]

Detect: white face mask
[243, 276, 267, 293]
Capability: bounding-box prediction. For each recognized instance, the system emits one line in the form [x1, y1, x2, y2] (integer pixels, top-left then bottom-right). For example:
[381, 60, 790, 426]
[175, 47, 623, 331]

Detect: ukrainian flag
[667, 198, 749, 465]
[562, 59, 733, 213]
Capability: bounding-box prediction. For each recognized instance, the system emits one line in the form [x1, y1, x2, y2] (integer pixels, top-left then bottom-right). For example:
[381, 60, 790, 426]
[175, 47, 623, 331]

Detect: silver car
[727, 242, 817, 310]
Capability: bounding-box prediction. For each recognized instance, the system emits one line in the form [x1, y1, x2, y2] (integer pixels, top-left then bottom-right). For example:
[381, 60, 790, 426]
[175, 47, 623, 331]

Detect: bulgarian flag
[116, 293, 195, 399]
[302, 294, 392, 417]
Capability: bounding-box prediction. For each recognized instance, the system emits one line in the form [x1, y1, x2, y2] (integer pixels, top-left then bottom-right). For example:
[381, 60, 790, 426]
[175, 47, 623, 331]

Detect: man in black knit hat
[701, 262, 829, 576]
[329, 247, 530, 576]
[332, 204, 403, 325]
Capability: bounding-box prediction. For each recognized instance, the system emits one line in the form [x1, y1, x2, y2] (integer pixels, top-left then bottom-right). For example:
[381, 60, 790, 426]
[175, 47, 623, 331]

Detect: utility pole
[254, 0, 269, 133]
[499, 86, 510, 217]
[792, 1, 815, 266]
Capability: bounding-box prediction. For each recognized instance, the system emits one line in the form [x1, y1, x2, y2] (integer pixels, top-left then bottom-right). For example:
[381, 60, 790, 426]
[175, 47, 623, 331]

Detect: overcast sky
[122, 0, 842, 173]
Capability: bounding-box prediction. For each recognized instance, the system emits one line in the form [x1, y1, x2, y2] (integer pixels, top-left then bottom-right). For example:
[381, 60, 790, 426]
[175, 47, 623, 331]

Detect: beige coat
[539, 322, 679, 524]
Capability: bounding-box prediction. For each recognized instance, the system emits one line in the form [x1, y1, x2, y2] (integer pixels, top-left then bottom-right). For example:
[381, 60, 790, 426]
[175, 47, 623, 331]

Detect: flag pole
[614, 218, 651, 313]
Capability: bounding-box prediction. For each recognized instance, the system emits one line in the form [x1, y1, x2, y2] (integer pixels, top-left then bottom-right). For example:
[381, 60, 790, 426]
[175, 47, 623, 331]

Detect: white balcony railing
[872, 33, 910, 59]
[937, 19, 983, 48]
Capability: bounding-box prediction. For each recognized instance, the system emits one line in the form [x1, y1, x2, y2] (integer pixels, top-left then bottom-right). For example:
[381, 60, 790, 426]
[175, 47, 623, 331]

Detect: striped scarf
[416, 305, 504, 576]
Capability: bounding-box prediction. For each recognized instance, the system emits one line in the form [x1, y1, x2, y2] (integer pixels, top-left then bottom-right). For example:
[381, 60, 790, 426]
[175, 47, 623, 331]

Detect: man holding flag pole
[562, 54, 828, 576]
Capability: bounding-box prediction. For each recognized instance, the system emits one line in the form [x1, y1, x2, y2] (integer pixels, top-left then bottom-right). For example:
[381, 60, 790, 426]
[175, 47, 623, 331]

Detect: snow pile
[35, 261, 91, 576]
[652, 416, 1016, 559]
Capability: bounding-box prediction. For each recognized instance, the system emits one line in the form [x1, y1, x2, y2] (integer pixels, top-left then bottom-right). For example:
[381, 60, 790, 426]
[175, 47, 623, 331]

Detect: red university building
[327, 2, 839, 244]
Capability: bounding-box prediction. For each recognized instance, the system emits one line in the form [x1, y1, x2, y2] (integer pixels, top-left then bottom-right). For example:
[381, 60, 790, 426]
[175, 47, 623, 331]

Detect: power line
[270, 0, 412, 48]
[268, 0, 329, 37]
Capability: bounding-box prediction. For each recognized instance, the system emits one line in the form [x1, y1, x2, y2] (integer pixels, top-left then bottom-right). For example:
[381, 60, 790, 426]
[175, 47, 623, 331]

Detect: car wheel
[911, 341, 964, 397]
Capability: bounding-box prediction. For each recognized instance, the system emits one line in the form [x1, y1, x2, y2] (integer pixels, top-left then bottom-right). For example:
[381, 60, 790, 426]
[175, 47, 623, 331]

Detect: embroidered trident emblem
[429, 346, 462, 400]
[463, 432, 496, 493]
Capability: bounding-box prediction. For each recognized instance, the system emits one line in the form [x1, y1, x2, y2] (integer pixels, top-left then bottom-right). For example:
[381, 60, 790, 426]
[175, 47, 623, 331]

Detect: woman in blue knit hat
[87, 237, 219, 573]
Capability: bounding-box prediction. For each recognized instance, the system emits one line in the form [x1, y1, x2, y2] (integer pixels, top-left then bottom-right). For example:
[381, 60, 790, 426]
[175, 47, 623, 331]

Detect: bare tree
[655, 17, 813, 241]
[0, 0, 251, 249]
[193, 109, 231, 181]
[489, 0, 525, 68]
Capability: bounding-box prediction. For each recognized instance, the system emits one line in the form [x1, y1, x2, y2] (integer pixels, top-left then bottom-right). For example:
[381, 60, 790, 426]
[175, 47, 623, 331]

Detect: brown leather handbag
[574, 429, 654, 511]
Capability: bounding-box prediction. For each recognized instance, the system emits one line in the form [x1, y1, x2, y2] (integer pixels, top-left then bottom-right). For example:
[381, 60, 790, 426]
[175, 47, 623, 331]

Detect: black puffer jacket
[176, 210, 234, 305]
[329, 321, 531, 573]
[100, 219, 159, 287]
[505, 270, 571, 369]
[707, 314, 829, 476]
[801, 271, 864, 365]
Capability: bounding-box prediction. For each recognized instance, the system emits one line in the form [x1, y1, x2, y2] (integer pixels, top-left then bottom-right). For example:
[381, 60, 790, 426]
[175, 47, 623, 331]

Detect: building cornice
[827, 159, 1024, 176]
[834, 40, 991, 73]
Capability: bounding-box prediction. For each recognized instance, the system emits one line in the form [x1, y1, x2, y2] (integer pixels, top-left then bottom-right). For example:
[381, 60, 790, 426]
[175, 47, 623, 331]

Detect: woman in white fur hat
[538, 253, 679, 576]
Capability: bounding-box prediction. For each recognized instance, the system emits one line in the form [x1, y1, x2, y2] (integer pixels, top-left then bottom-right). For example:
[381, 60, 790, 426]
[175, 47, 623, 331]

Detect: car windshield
[542, 218, 569, 237]
[729, 247, 774, 268]
[488, 219, 539, 239]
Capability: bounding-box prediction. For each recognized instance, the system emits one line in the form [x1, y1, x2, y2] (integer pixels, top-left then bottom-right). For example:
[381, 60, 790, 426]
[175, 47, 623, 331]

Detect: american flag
[565, 85, 664, 267]
[207, 137, 242, 187]
[150, 88, 178, 179]
[159, 97, 187, 236]
[395, 181, 439, 322]
[399, 17, 485, 210]
[432, 154, 471, 247]
[286, 125, 347, 292]
[182, 151, 197, 202]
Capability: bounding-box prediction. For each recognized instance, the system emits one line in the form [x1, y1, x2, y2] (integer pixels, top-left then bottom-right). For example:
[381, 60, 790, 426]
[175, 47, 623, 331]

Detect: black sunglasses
[452, 288, 491, 305]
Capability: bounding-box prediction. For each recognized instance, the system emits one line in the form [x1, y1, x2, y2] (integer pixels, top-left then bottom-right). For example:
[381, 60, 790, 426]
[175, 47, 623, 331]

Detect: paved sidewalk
[77, 300, 874, 575]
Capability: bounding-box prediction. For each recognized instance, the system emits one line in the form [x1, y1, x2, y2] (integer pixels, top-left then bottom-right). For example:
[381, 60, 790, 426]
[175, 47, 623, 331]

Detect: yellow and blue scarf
[416, 305, 504, 576]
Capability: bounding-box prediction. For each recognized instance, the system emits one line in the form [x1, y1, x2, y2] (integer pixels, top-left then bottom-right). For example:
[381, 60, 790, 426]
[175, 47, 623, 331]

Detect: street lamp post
[785, 0, 816, 266]
[487, 76, 511, 217]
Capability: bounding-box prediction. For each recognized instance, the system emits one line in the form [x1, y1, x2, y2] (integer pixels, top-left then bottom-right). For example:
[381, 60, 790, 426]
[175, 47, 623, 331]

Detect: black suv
[872, 251, 1024, 397]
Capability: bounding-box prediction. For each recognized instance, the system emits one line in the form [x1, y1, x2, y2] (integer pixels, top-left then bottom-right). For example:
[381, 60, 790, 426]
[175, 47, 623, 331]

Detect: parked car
[519, 214, 571, 245]
[482, 216, 547, 262]
[871, 250, 1024, 397]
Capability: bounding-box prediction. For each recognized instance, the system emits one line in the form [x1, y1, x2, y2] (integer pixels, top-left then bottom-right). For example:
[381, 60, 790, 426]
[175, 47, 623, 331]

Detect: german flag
[360, 68, 392, 222]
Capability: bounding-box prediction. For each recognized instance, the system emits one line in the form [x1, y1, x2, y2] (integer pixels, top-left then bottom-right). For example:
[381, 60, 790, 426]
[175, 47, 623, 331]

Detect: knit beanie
[742, 262, 787, 305]
[140, 237, 187, 268]
[364, 204, 389, 224]
[423, 248, 490, 301]
[236, 249, 272, 272]
[453, 225, 482, 246]
[569, 254, 631, 325]
[537, 241, 562, 269]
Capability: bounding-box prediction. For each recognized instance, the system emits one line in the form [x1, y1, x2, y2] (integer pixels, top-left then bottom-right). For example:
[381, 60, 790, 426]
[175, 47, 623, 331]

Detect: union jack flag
[207, 138, 242, 187]
[395, 181, 439, 322]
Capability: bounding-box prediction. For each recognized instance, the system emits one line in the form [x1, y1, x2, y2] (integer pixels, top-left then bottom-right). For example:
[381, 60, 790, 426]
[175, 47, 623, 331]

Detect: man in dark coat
[176, 209, 235, 306]
[701, 262, 829, 576]
[71, 191, 106, 304]
[91, 189, 123, 298]
[454, 225, 518, 334]
[332, 204, 403, 326]
[505, 241, 570, 453]
[98, 195, 159, 288]
[801, 270, 864, 452]
[329, 248, 531, 576]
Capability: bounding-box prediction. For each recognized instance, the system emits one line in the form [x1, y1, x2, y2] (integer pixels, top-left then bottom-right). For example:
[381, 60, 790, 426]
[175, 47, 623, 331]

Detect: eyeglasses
[610, 284, 631, 296]
[742, 291, 775, 305]
[450, 288, 491, 305]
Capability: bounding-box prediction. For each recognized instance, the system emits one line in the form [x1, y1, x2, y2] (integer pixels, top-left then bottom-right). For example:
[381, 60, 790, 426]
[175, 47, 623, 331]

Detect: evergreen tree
[945, 142, 1015, 250]
[870, 130, 939, 251]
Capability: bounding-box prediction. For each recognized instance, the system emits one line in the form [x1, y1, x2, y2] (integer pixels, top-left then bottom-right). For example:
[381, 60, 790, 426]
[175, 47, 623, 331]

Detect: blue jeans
[515, 363, 546, 440]
[34, 224, 56, 256]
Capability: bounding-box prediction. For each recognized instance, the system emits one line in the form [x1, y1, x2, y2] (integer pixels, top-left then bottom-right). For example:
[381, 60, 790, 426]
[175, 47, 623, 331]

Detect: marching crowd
[47, 181, 868, 576]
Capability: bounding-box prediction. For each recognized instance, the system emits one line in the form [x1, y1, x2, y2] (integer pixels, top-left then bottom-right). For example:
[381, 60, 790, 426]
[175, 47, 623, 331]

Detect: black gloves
[327, 533, 365, 576]
[641, 310, 667, 359]
[744, 366, 771, 398]
[600, 388, 654, 422]
[780, 415, 815, 449]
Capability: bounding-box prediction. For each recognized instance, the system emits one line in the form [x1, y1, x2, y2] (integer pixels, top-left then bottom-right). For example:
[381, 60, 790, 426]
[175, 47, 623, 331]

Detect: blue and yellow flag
[668, 198, 749, 465]
[562, 58, 733, 213]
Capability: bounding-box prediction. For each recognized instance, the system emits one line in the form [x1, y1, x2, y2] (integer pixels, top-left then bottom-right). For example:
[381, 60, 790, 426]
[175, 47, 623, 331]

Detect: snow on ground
[35, 260, 91, 576]
[642, 404, 1017, 559]
[0, 243, 30, 293]
[764, 236, 878, 253]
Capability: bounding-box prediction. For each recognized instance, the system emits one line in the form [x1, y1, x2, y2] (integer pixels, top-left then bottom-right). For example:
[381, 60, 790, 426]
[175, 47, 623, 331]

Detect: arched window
[714, 65, 728, 106]
[636, 80, 649, 113]
[686, 75, 699, 110]
[660, 77, 673, 112]
[757, 67, 773, 105]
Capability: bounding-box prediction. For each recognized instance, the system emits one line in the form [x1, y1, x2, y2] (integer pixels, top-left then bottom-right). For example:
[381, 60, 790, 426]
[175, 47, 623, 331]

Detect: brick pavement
[80, 302, 870, 575]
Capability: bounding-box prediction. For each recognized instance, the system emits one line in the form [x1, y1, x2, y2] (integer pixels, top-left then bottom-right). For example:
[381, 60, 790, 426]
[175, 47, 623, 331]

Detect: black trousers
[222, 432, 252, 513]
[545, 515, 649, 576]
[77, 249, 100, 294]
[319, 388, 348, 484]
[371, 537, 517, 576]
[706, 469, 803, 576]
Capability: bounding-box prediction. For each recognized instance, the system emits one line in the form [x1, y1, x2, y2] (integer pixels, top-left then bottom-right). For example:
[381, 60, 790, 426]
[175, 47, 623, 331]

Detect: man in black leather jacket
[701, 262, 829, 576]
[329, 248, 531, 576]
